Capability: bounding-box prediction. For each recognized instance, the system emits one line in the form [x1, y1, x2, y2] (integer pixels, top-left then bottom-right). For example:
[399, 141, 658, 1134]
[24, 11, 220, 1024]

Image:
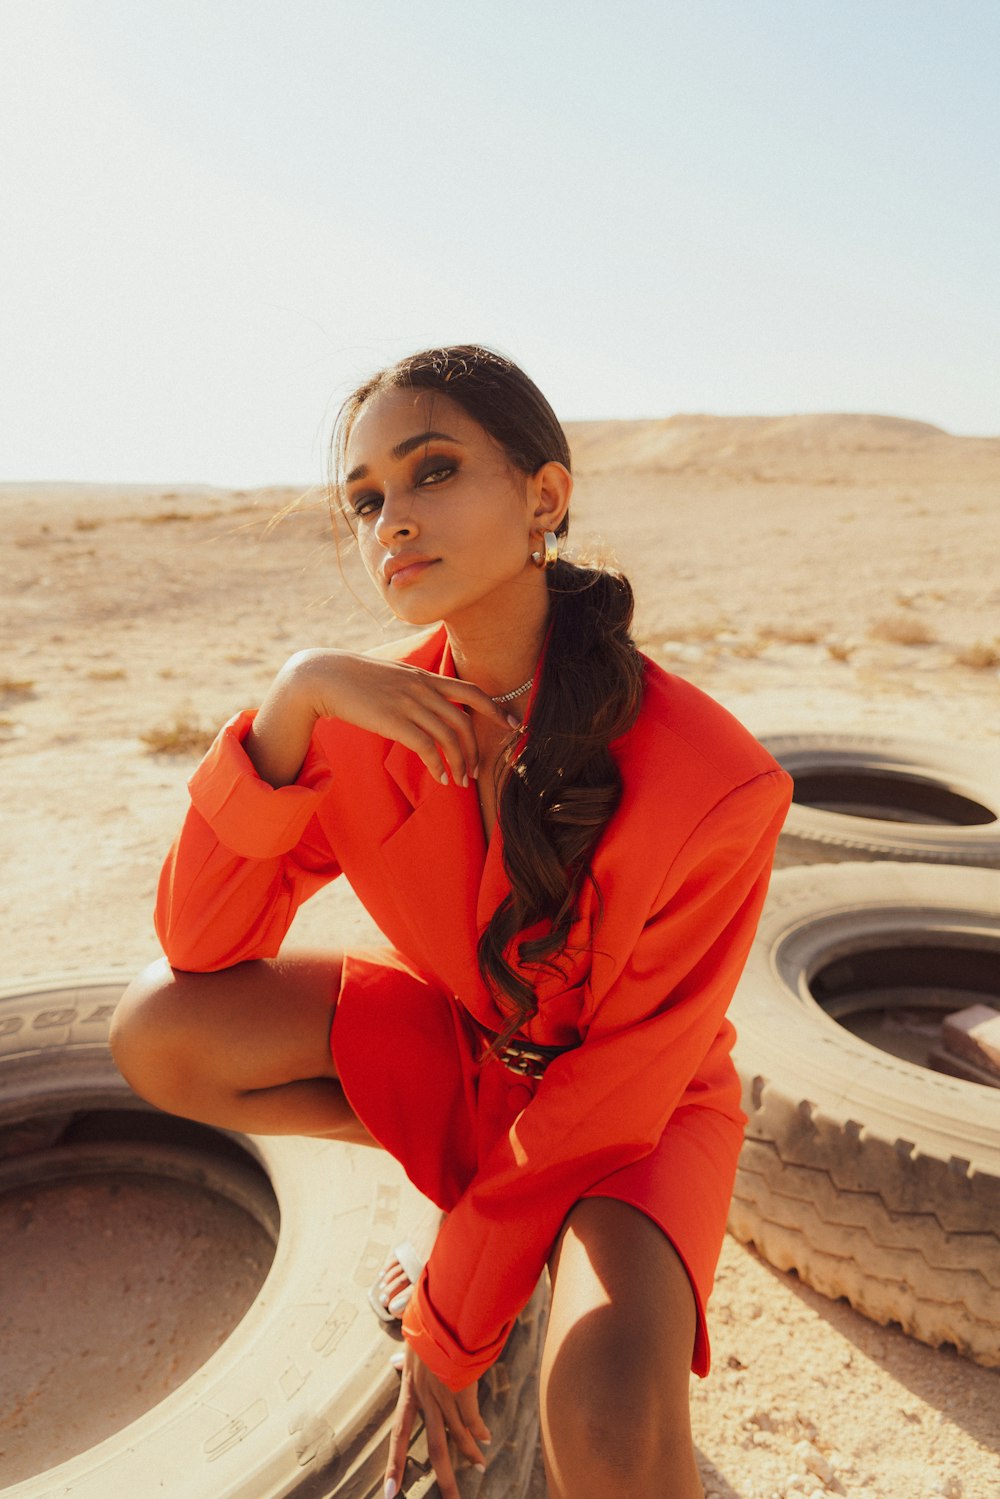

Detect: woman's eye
[418, 463, 456, 486]
[352, 492, 382, 517]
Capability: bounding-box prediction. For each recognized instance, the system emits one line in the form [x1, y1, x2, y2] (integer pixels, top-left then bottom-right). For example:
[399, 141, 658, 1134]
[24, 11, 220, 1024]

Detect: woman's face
[342, 387, 552, 627]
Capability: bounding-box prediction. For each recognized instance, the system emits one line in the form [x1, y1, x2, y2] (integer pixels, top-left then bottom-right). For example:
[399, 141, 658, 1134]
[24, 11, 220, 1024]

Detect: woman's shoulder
[620, 654, 786, 800]
[362, 624, 445, 667]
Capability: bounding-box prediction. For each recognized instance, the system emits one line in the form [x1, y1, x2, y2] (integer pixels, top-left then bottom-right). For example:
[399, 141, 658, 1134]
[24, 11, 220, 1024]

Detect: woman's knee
[541, 1199, 702, 1493]
[543, 1316, 694, 1486]
[109, 958, 204, 1104]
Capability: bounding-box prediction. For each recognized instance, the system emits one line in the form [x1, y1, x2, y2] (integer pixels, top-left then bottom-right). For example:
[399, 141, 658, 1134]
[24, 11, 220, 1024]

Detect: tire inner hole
[0, 1108, 278, 1485]
[809, 941, 1000, 1076]
[790, 769, 996, 826]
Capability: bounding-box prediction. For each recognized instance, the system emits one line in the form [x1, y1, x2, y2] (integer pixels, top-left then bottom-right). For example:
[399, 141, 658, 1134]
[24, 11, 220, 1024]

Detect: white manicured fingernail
[387, 1289, 411, 1315]
[474, 1462, 486, 1473]
[440, 772, 449, 785]
[506, 713, 520, 728]
[389, 1349, 405, 1371]
[384, 1479, 398, 1499]
[461, 772, 469, 788]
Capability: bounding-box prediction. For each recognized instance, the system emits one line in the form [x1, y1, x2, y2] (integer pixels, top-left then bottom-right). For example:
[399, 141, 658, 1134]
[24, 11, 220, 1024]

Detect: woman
[111, 344, 791, 1499]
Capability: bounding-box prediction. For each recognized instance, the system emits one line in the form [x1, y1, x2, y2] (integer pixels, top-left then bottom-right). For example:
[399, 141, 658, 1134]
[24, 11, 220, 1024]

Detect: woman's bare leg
[541, 1198, 703, 1499]
[110, 952, 377, 1144]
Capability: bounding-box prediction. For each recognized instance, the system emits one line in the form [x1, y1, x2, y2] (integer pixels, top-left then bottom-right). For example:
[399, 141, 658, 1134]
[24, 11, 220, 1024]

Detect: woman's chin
[382, 593, 446, 628]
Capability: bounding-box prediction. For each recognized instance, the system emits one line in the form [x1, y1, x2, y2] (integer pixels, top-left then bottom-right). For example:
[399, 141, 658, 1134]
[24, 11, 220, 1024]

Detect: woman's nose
[373, 488, 416, 546]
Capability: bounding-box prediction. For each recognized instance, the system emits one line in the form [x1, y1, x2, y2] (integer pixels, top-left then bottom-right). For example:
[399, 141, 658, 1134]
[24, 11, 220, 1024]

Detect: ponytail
[479, 559, 644, 1044]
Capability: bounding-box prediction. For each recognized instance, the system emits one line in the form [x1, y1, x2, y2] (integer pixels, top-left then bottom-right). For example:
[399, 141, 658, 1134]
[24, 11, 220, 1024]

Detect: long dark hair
[332, 345, 644, 1044]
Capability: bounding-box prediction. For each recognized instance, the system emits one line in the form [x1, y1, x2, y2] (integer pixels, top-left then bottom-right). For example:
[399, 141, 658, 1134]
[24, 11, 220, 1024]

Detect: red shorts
[330, 947, 744, 1376]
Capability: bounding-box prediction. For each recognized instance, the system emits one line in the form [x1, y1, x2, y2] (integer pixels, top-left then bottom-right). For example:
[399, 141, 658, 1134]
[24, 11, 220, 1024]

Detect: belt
[482, 1031, 577, 1081]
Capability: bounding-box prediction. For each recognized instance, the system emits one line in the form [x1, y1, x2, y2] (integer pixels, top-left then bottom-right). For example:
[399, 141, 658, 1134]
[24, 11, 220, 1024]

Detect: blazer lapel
[379, 738, 492, 1004]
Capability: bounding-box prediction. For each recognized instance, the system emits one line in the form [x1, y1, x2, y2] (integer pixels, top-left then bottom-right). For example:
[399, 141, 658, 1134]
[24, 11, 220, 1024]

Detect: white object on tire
[0, 976, 546, 1498]
[728, 863, 1000, 1368]
[758, 733, 1000, 868]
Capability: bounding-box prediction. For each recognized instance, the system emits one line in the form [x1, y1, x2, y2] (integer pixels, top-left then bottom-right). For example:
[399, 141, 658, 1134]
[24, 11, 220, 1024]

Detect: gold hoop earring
[531, 530, 559, 569]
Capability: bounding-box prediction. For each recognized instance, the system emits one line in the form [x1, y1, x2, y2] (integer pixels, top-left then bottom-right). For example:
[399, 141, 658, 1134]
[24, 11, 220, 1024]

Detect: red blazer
[156, 626, 791, 1388]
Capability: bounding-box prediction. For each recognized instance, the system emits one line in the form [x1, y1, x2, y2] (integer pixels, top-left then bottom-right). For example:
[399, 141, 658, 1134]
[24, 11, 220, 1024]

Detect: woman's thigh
[540, 1197, 703, 1497]
[110, 950, 360, 1135]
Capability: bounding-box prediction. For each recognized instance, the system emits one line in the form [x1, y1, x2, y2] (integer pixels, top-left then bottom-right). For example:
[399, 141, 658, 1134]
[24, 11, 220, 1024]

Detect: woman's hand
[244, 648, 518, 790]
[384, 1344, 491, 1499]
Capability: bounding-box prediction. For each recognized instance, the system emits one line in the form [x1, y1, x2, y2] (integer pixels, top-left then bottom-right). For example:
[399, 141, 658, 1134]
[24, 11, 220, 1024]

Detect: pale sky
[2, 1, 997, 486]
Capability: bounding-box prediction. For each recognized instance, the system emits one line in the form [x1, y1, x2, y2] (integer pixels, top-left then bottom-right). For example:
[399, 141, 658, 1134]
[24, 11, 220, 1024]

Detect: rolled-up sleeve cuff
[188, 710, 333, 859]
[401, 1278, 508, 1392]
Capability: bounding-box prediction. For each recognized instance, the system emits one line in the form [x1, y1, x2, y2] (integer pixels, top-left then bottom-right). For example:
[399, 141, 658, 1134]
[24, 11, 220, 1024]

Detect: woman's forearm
[243, 652, 324, 788]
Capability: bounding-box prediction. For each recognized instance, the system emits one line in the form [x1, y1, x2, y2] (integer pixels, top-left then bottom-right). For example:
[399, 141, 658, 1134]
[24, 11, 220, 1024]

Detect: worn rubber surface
[0, 977, 545, 1497]
[759, 733, 1000, 868]
[728, 864, 1000, 1367]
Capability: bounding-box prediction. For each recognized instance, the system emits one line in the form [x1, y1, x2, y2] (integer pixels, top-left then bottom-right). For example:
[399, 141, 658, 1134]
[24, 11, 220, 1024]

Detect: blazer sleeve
[155, 710, 342, 971]
[402, 765, 792, 1389]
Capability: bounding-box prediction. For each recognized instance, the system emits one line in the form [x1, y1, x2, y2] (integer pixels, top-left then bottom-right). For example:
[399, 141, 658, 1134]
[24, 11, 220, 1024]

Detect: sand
[2, 412, 999, 1496]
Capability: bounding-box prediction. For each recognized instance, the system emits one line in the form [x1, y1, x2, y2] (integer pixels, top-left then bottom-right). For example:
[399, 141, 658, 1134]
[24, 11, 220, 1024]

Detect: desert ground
[2, 412, 999, 1497]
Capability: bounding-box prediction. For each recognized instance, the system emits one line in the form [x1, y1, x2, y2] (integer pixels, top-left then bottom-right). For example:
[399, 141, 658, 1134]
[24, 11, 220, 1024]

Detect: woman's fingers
[422, 1399, 464, 1499]
[457, 1383, 492, 1447]
[421, 1398, 488, 1498]
[440, 675, 524, 734]
[423, 1388, 489, 1492]
[295, 651, 523, 786]
[406, 699, 479, 786]
[384, 1376, 417, 1499]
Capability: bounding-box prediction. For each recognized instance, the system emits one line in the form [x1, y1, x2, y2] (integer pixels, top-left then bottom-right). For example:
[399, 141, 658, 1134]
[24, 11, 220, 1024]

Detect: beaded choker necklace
[490, 676, 534, 705]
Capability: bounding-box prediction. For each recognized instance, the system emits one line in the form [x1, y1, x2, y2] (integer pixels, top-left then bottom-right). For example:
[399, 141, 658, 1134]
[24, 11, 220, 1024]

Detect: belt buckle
[500, 1043, 548, 1080]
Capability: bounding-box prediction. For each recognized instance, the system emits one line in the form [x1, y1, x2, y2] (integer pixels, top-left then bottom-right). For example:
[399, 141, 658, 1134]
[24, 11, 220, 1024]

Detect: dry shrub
[826, 641, 854, 662]
[759, 625, 825, 646]
[955, 642, 1000, 670]
[140, 713, 216, 756]
[868, 614, 936, 647]
[0, 677, 36, 698]
[86, 668, 127, 682]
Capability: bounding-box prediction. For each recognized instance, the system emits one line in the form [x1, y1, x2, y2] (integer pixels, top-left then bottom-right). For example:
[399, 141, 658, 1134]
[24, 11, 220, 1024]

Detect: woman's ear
[529, 461, 573, 535]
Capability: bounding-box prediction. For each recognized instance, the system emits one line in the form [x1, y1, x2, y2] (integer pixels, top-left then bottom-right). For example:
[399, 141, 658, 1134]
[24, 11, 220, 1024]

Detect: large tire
[0, 977, 546, 1498]
[759, 733, 1000, 868]
[728, 864, 1000, 1368]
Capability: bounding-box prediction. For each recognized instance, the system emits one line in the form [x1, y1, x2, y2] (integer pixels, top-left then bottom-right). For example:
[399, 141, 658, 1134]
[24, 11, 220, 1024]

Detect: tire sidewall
[731, 863, 1000, 1174]
[0, 977, 438, 1498]
[761, 733, 1000, 866]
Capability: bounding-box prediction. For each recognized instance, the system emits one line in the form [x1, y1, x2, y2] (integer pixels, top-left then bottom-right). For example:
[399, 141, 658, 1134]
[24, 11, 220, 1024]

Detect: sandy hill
[564, 412, 1000, 484]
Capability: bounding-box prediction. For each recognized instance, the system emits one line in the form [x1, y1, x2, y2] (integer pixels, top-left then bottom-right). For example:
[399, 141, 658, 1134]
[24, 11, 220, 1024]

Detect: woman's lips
[388, 558, 439, 587]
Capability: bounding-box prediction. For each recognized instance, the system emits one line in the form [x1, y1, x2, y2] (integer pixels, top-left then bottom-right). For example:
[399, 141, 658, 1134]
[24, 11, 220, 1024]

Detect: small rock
[792, 1439, 834, 1484]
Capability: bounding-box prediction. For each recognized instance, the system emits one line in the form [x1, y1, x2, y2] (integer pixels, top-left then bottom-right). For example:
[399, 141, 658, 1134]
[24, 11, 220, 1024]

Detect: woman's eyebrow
[345, 431, 462, 484]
